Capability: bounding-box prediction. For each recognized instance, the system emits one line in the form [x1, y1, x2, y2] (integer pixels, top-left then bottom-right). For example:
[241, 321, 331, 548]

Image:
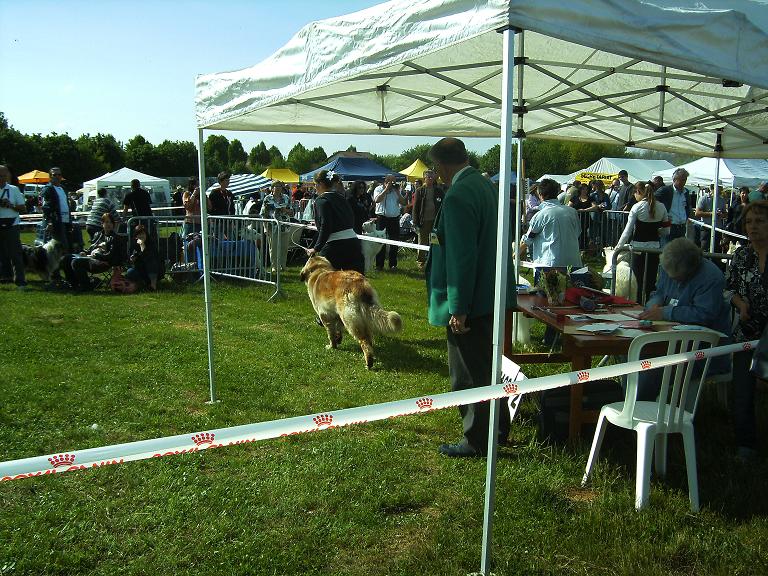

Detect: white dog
[603, 246, 637, 300]
[360, 219, 386, 273]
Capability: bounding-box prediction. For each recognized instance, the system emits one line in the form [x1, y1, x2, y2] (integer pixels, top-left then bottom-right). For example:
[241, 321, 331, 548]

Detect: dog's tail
[367, 305, 403, 334]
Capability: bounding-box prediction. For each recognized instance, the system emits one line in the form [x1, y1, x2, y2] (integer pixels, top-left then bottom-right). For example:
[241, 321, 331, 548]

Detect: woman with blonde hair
[616, 181, 670, 302]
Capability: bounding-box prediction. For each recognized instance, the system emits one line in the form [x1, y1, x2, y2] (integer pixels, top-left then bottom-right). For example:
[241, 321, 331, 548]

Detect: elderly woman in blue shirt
[637, 237, 732, 406]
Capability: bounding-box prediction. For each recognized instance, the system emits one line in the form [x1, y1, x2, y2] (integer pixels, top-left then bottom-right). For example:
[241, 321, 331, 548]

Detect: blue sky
[0, 0, 496, 157]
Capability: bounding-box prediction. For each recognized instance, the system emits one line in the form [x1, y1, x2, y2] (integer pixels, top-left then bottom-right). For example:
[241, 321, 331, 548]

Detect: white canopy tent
[194, 1, 768, 572]
[82, 167, 171, 207]
[653, 157, 768, 188]
[574, 158, 675, 182]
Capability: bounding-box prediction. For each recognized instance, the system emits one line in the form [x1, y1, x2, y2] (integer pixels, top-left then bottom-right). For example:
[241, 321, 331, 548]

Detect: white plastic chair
[581, 330, 721, 511]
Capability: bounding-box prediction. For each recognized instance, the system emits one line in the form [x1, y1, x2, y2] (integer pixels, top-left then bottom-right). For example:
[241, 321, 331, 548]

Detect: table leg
[569, 354, 591, 441]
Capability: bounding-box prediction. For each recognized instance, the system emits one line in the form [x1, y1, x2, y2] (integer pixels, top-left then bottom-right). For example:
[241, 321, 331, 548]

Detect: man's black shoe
[438, 442, 484, 458]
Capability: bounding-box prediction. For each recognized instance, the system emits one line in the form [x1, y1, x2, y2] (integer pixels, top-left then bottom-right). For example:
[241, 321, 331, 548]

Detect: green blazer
[426, 166, 516, 326]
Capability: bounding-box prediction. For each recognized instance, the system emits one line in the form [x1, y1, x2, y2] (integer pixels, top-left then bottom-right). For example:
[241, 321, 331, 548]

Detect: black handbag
[750, 323, 768, 380]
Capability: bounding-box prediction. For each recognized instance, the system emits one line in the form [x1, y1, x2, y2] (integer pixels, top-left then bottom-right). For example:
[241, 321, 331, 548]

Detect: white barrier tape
[280, 220, 428, 252]
[688, 218, 748, 241]
[0, 340, 755, 482]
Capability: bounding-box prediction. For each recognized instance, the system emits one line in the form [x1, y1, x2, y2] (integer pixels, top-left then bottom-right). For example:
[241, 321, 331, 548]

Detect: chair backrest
[622, 330, 721, 430]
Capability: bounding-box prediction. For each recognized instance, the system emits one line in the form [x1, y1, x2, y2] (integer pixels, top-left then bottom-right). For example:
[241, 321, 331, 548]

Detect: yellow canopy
[261, 167, 300, 183]
[18, 169, 50, 184]
[399, 158, 431, 181]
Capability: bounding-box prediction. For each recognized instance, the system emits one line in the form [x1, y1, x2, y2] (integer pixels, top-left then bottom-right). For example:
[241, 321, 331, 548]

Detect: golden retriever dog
[300, 255, 402, 368]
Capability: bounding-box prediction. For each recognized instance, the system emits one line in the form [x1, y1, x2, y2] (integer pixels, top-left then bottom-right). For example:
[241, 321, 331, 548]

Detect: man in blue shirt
[520, 178, 582, 270]
[655, 168, 691, 245]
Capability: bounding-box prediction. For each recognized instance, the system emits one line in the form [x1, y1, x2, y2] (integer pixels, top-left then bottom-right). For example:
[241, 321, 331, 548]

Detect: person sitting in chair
[125, 224, 161, 291]
[637, 237, 732, 406]
[60, 212, 126, 292]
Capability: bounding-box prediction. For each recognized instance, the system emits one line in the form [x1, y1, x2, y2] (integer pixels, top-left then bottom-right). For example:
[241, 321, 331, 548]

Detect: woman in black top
[569, 183, 593, 248]
[348, 180, 372, 234]
[307, 171, 364, 274]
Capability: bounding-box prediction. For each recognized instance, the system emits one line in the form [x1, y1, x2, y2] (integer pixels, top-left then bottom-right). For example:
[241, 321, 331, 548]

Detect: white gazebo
[193, 1, 768, 572]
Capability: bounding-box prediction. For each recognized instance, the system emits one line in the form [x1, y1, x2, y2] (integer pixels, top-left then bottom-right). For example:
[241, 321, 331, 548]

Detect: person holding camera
[373, 174, 406, 271]
[0, 165, 27, 289]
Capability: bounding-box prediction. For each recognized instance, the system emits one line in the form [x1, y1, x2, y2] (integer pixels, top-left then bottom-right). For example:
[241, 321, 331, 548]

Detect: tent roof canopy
[301, 156, 404, 182]
[261, 167, 300, 183]
[574, 158, 675, 182]
[196, 0, 768, 158]
[400, 158, 431, 180]
[84, 167, 169, 188]
[652, 157, 768, 187]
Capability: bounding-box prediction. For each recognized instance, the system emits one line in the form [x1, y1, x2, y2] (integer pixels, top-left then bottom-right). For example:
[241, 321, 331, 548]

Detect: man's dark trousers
[446, 314, 510, 451]
[375, 215, 400, 269]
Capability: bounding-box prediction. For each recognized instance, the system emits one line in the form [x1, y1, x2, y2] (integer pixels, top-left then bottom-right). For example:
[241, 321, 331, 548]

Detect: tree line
[2, 111, 687, 191]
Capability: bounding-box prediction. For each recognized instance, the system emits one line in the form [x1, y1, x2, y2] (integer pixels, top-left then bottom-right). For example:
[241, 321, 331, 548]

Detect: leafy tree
[203, 135, 229, 175]
[308, 146, 327, 169]
[125, 135, 158, 175]
[395, 144, 432, 170]
[155, 140, 198, 176]
[90, 133, 125, 170]
[286, 143, 314, 174]
[228, 139, 248, 171]
[40, 133, 86, 188]
[479, 144, 500, 175]
[248, 141, 271, 173]
[0, 113, 43, 176]
[75, 135, 111, 180]
[268, 145, 286, 168]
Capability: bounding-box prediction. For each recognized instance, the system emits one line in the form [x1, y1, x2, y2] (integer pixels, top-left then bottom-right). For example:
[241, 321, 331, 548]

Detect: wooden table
[509, 293, 649, 440]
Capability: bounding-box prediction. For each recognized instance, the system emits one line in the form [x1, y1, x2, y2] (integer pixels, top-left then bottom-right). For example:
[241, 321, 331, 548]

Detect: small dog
[300, 255, 402, 368]
[360, 219, 386, 273]
[21, 239, 65, 282]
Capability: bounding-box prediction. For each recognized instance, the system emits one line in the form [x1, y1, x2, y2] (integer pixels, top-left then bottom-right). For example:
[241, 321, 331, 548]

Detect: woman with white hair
[637, 237, 732, 404]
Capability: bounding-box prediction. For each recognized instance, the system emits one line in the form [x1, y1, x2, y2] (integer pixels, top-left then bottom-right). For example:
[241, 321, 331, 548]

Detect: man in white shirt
[41, 166, 73, 251]
[373, 174, 406, 270]
[0, 165, 27, 289]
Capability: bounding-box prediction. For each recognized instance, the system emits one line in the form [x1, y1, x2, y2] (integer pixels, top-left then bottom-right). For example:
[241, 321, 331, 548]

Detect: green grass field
[1, 254, 766, 576]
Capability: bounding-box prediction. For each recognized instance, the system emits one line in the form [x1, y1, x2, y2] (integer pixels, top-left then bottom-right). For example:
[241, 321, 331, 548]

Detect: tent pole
[481, 25, 517, 576]
[709, 134, 723, 254]
[197, 129, 218, 404]
[658, 65, 667, 129]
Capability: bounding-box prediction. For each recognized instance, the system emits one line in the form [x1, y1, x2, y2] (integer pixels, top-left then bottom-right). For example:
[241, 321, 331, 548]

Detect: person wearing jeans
[373, 175, 405, 270]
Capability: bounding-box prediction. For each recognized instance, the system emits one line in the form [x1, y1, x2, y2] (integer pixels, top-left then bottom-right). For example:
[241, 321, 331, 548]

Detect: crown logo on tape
[503, 382, 518, 395]
[48, 453, 76, 468]
[416, 397, 433, 410]
[313, 414, 333, 427]
[192, 432, 215, 446]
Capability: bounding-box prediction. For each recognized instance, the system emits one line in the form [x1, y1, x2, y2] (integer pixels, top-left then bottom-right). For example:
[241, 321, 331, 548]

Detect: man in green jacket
[426, 138, 516, 457]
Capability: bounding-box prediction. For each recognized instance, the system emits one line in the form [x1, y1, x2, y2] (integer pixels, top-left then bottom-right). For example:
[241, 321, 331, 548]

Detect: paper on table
[585, 313, 635, 322]
[567, 314, 591, 321]
[577, 323, 620, 334]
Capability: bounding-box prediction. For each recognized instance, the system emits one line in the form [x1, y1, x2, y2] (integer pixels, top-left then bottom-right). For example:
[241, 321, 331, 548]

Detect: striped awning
[226, 173, 273, 197]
